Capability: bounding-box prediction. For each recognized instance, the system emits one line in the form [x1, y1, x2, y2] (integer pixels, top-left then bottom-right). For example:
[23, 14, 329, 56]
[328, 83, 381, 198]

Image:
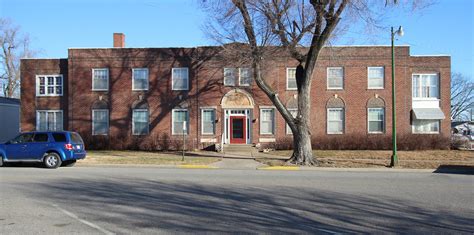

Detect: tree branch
[232, 0, 297, 129]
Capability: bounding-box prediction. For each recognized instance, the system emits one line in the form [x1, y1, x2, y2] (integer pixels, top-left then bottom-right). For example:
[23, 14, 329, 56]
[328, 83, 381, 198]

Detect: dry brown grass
[257, 150, 474, 169]
[78, 151, 220, 166]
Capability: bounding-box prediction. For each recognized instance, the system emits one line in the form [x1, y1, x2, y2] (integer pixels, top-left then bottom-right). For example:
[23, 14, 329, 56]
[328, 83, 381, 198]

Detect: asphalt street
[0, 166, 473, 234]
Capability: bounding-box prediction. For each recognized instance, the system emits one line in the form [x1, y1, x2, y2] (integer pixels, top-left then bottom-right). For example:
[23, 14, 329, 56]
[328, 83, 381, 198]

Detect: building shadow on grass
[22, 178, 473, 234]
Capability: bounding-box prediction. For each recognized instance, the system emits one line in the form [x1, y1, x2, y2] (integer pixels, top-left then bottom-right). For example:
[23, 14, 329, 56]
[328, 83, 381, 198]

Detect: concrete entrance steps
[223, 144, 258, 159]
[223, 144, 253, 152]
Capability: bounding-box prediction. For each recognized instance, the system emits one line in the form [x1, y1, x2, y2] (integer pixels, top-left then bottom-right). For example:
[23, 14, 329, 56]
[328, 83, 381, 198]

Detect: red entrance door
[230, 116, 246, 144]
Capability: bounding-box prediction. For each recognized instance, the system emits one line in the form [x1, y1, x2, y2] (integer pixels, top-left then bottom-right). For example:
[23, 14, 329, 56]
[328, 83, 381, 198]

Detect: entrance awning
[412, 108, 446, 120]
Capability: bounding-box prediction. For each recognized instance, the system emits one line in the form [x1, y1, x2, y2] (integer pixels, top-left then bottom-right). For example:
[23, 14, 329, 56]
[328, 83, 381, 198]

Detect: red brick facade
[20, 44, 451, 150]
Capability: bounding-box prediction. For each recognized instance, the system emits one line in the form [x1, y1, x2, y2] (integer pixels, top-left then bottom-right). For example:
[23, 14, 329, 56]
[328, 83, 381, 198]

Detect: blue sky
[1, 0, 473, 79]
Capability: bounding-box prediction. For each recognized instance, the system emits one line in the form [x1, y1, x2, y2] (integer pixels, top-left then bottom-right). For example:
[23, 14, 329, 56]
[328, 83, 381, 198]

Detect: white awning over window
[412, 108, 445, 120]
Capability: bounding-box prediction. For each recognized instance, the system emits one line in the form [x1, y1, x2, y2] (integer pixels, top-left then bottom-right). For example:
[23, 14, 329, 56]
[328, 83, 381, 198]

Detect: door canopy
[221, 89, 255, 109]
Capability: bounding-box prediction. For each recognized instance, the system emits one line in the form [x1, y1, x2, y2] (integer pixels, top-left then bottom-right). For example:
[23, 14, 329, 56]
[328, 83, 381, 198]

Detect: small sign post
[182, 121, 187, 161]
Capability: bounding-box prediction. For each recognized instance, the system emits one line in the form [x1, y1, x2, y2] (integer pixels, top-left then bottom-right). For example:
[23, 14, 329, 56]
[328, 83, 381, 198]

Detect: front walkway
[209, 158, 266, 169]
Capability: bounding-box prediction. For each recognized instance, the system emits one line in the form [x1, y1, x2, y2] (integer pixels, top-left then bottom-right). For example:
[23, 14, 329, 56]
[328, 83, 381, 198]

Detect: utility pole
[390, 26, 404, 167]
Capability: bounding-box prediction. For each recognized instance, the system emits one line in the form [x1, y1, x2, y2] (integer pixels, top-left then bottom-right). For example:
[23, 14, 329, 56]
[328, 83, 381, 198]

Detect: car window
[70, 132, 84, 144]
[33, 133, 49, 142]
[10, 133, 34, 144]
[52, 133, 67, 142]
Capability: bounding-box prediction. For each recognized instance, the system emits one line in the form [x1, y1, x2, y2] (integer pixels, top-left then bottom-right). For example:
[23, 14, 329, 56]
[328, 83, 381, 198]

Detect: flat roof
[67, 44, 411, 50]
[0, 97, 20, 105]
[411, 54, 450, 57]
[20, 58, 67, 60]
[22, 44, 450, 59]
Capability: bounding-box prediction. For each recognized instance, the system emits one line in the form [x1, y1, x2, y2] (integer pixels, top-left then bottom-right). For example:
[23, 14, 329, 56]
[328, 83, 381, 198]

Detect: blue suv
[0, 131, 86, 169]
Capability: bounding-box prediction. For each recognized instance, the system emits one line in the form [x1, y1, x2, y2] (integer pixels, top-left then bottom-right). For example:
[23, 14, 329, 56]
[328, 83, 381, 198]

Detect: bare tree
[202, 0, 426, 165]
[0, 18, 35, 98]
[451, 72, 473, 121]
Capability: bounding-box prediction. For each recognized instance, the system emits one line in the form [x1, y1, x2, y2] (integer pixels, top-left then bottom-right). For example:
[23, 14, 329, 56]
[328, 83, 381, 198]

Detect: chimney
[113, 33, 125, 48]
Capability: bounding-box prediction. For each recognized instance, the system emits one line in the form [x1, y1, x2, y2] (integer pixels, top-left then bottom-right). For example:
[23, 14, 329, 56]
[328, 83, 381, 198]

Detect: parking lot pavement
[1, 166, 473, 234]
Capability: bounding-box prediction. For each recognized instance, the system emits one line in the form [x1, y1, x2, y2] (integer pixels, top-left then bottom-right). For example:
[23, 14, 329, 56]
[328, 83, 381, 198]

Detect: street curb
[76, 164, 180, 168]
[77, 164, 218, 169]
[299, 167, 435, 173]
[77, 164, 440, 173]
[178, 164, 218, 169]
[257, 166, 300, 171]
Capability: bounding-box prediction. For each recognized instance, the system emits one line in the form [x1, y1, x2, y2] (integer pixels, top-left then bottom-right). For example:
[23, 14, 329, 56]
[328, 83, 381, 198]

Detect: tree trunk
[288, 122, 315, 165]
[288, 75, 315, 165]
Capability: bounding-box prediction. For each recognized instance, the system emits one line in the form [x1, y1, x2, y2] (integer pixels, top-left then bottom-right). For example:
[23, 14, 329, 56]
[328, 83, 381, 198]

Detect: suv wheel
[43, 153, 62, 169]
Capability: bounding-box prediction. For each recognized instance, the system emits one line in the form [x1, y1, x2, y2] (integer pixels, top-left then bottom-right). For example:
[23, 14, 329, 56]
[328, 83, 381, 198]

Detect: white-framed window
[132, 109, 149, 135]
[327, 108, 344, 134]
[239, 68, 252, 86]
[172, 67, 189, 90]
[412, 74, 439, 99]
[368, 67, 384, 89]
[201, 109, 215, 135]
[368, 108, 385, 133]
[92, 68, 109, 91]
[36, 75, 63, 96]
[36, 110, 63, 131]
[224, 68, 236, 86]
[260, 108, 275, 135]
[132, 68, 149, 91]
[287, 68, 297, 90]
[92, 109, 109, 135]
[327, 67, 344, 89]
[413, 120, 440, 134]
[172, 109, 189, 135]
[286, 109, 298, 134]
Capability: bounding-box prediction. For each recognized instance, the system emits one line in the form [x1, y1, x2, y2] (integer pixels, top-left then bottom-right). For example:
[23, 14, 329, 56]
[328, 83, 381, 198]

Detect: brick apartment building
[20, 33, 450, 150]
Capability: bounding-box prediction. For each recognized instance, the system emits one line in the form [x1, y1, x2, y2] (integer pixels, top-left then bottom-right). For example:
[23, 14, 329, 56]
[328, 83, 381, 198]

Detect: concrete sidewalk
[186, 149, 273, 169]
[209, 158, 266, 169]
